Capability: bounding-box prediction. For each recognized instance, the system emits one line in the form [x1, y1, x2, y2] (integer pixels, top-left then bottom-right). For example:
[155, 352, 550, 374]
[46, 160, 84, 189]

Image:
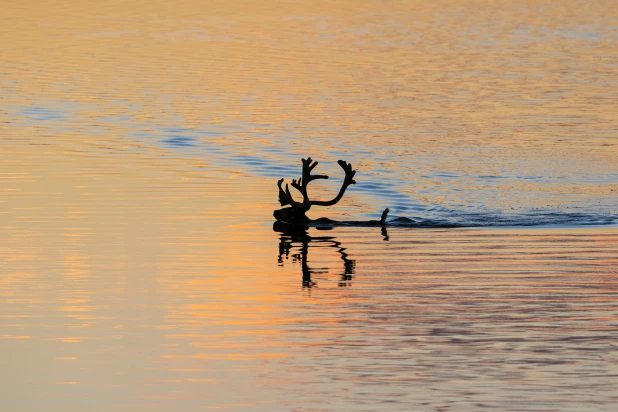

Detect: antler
[276, 158, 356, 215]
[278, 178, 301, 207]
[308, 160, 356, 207]
[291, 157, 329, 208]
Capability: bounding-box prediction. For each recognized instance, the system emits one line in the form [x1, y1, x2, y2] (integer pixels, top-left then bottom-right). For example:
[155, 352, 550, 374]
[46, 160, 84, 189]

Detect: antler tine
[301, 157, 329, 183]
[277, 178, 297, 207]
[308, 160, 357, 207]
[285, 183, 295, 203]
[337, 159, 356, 185]
[290, 177, 303, 193]
[295, 157, 328, 208]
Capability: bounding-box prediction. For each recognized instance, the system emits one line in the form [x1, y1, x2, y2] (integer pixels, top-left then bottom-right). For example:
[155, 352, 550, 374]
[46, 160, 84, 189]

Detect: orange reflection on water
[1, 0, 618, 409]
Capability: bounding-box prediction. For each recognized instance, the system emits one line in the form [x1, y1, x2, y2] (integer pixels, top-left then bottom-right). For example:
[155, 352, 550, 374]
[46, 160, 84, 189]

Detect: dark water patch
[162, 136, 196, 147]
[19, 105, 67, 122]
[97, 114, 134, 123]
[230, 155, 270, 166]
[131, 132, 153, 139]
[195, 129, 226, 136]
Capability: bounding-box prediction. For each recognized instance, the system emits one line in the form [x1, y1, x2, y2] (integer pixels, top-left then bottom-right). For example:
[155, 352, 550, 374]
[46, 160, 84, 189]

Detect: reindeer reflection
[275, 221, 354, 288]
[275, 221, 389, 288]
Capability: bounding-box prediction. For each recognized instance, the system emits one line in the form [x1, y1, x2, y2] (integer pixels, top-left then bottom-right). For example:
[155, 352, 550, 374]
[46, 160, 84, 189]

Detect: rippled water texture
[2, 0, 618, 410]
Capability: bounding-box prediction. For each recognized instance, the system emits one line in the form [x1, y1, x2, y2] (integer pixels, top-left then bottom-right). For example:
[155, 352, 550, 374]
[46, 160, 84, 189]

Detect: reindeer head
[274, 158, 357, 223]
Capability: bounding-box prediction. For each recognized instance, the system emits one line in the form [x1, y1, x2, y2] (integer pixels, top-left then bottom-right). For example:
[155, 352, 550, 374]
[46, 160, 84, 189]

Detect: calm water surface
[2, 0, 618, 410]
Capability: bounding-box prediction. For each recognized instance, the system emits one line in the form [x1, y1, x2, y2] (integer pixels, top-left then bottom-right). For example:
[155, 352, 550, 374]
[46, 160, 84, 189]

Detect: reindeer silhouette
[274, 157, 389, 225]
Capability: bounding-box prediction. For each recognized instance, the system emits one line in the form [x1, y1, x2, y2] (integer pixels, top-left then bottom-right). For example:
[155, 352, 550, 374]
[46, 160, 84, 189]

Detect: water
[2, 0, 618, 410]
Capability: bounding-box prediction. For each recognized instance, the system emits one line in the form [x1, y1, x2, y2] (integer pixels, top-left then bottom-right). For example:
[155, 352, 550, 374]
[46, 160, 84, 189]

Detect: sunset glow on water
[2, 1, 618, 410]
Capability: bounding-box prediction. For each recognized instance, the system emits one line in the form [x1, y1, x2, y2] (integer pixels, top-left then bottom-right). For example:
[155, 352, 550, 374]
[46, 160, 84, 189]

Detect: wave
[304, 211, 618, 229]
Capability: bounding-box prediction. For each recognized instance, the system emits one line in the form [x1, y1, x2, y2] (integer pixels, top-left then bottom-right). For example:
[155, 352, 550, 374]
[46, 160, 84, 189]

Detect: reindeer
[274, 158, 390, 226]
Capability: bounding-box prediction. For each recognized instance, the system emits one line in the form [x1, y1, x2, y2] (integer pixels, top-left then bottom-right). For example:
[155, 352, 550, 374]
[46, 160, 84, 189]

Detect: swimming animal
[274, 157, 391, 226]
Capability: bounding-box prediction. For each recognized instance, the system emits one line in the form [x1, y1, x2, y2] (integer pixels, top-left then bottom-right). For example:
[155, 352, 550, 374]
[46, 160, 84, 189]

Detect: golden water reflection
[2, 0, 618, 219]
[2, 0, 618, 409]
[2, 144, 618, 408]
